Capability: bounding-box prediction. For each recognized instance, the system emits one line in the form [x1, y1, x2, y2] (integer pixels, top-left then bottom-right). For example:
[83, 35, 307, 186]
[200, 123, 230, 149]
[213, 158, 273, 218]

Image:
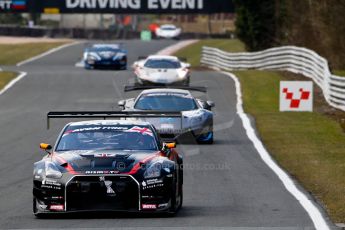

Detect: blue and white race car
[83, 44, 127, 70]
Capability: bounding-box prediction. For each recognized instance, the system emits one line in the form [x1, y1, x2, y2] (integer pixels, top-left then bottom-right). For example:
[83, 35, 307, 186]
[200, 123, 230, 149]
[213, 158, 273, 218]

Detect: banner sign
[280, 81, 313, 112]
[1, 0, 235, 14]
[0, 0, 28, 12]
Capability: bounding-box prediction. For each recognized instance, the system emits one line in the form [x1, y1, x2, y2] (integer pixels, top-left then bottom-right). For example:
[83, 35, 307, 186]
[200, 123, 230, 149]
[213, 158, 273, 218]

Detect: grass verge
[0, 72, 17, 91]
[0, 42, 68, 65]
[174, 39, 245, 67]
[333, 70, 345, 77]
[175, 39, 345, 223]
[234, 70, 345, 223]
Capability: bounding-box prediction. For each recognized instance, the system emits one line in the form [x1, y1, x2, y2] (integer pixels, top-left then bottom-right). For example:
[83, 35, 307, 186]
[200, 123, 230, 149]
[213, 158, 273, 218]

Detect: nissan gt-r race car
[133, 55, 191, 86]
[155, 24, 182, 39]
[118, 88, 215, 144]
[33, 118, 183, 217]
[83, 44, 127, 70]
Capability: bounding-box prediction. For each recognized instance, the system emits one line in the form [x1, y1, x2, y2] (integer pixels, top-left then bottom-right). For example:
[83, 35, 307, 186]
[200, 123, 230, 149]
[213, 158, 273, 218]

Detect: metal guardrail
[0, 26, 234, 40]
[201, 46, 345, 112]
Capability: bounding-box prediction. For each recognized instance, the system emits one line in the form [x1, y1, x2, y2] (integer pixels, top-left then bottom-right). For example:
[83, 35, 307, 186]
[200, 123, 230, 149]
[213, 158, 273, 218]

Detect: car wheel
[33, 198, 45, 218]
[178, 180, 183, 210]
[196, 125, 214, 144]
[183, 78, 190, 86]
[168, 174, 180, 215]
[33, 197, 37, 214]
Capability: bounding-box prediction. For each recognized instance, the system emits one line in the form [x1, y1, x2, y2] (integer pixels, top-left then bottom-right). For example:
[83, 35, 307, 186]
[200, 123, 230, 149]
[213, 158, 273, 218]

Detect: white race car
[133, 55, 191, 86]
[155, 24, 182, 39]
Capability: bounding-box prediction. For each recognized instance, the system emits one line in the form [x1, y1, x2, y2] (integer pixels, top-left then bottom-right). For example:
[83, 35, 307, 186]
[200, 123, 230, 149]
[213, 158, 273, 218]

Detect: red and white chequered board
[280, 81, 313, 112]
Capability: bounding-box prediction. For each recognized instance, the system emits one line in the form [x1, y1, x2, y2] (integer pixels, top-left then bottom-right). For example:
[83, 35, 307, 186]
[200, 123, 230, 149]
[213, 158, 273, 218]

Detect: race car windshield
[89, 47, 121, 52]
[56, 125, 158, 151]
[135, 94, 197, 111]
[144, 59, 181, 69]
[161, 27, 176, 31]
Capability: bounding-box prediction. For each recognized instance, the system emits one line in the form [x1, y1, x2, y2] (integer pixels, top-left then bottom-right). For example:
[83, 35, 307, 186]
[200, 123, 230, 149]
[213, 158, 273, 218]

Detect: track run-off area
[0, 40, 335, 229]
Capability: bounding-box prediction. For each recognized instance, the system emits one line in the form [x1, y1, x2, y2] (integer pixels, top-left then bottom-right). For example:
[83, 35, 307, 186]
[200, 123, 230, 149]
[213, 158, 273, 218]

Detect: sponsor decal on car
[85, 170, 120, 174]
[49, 204, 64, 211]
[39, 204, 48, 210]
[145, 93, 188, 97]
[63, 126, 128, 136]
[142, 204, 157, 210]
[146, 178, 164, 185]
[41, 179, 62, 190]
[94, 153, 117, 158]
[42, 179, 61, 186]
[158, 203, 169, 208]
[142, 179, 164, 190]
[99, 177, 116, 196]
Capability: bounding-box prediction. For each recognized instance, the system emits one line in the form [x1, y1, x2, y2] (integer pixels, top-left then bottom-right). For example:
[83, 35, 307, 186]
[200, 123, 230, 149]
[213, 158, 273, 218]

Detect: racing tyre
[168, 174, 182, 215]
[33, 198, 45, 218]
[197, 126, 214, 144]
[182, 78, 190, 86]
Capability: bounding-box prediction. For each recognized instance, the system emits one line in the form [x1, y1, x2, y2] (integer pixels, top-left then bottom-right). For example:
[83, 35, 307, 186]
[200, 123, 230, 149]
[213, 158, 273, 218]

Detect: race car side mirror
[118, 100, 126, 108]
[163, 142, 176, 154]
[164, 142, 176, 149]
[185, 63, 191, 69]
[40, 143, 52, 150]
[207, 101, 215, 108]
[162, 142, 176, 157]
[40, 143, 52, 155]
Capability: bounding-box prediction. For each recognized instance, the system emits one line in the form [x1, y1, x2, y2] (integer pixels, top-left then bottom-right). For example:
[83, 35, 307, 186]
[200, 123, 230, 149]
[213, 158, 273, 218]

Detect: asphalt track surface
[0, 40, 333, 229]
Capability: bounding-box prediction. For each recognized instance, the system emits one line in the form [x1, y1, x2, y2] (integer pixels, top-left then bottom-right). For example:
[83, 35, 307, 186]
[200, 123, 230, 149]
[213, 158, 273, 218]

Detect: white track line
[222, 71, 330, 230]
[0, 72, 27, 96]
[16, 42, 80, 67]
[0, 42, 79, 96]
[75, 60, 84, 68]
[156, 40, 199, 55]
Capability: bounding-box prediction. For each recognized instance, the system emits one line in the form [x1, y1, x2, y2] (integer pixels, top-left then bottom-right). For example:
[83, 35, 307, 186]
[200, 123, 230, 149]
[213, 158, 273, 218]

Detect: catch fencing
[201, 46, 345, 111]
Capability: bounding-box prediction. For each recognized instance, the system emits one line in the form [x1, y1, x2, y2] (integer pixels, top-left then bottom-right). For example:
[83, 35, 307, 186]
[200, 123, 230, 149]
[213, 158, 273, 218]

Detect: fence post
[323, 59, 331, 105]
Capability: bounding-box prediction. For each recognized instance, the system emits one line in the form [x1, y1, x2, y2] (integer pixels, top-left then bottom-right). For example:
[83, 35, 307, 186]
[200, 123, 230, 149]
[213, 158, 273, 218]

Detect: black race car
[33, 116, 183, 216]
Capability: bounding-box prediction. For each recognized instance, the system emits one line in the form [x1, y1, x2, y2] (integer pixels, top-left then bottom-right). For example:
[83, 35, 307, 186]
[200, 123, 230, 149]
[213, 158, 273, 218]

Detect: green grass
[333, 70, 345, 77]
[0, 72, 17, 90]
[234, 70, 345, 223]
[0, 42, 70, 91]
[175, 39, 345, 222]
[0, 42, 68, 65]
[173, 39, 245, 67]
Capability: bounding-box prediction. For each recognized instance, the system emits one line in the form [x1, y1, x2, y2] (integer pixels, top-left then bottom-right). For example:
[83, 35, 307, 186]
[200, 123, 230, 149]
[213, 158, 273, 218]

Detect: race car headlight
[87, 52, 101, 61]
[45, 162, 62, 179]
[113, 53, 126, 60]
[144, 163, 162, 179]
[177, 69, 188, 79]
[178, 73, 187, 79]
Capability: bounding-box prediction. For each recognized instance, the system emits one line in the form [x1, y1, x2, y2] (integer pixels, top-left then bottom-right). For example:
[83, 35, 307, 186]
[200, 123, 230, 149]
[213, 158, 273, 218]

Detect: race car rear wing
[137, 56, 187, 62]
[47, 111, 182, 129]
[124, 85, 207, 93]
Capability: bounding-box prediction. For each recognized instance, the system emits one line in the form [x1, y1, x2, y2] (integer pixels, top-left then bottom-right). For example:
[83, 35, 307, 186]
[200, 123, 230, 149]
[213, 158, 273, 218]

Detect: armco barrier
[201, 46, 345, 112]
[0, 26, 234, 40]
